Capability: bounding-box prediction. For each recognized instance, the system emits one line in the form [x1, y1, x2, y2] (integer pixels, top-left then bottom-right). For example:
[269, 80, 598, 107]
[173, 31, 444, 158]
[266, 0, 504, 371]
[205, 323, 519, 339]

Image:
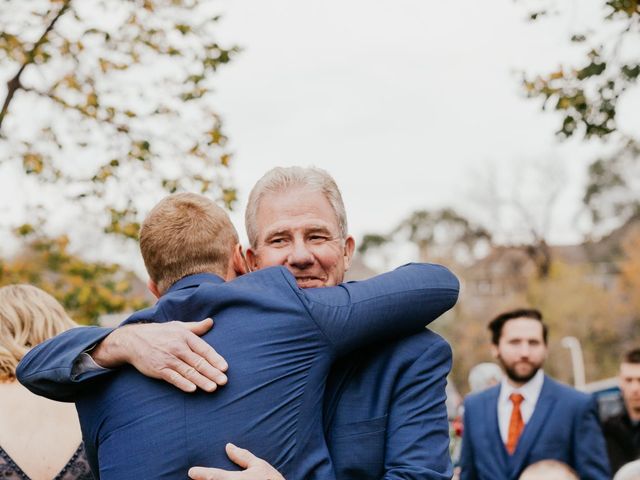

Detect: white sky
[210, 0, 627, 248]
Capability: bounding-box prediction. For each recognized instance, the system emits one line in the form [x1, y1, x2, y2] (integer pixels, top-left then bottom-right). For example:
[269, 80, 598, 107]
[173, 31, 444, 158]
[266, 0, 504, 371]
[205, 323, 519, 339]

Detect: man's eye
[309, 235, 329, 242]
[269, 238, 286, 245]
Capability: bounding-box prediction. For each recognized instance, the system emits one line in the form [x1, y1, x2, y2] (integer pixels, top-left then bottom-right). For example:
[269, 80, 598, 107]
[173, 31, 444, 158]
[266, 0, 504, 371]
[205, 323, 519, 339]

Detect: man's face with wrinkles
[246, 187, 355, 288]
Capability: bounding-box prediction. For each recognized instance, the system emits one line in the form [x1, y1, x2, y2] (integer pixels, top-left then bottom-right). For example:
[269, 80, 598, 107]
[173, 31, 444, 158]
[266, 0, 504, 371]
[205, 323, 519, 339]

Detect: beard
[498, 355, 542, 384]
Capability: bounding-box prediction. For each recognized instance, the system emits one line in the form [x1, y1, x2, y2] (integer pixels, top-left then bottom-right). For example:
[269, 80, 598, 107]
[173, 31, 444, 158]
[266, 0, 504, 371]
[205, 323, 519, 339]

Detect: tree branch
[24, 86, 131, 134]
[0, 0, 72, 130]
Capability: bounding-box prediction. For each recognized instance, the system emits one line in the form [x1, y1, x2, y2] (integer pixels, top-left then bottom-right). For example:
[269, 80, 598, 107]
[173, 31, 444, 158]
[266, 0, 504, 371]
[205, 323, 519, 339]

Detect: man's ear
[232, 244, 248, 276]
[343, 235, 355, 271]
[147, 279, 161, 299]
[245, 247, 258, 272]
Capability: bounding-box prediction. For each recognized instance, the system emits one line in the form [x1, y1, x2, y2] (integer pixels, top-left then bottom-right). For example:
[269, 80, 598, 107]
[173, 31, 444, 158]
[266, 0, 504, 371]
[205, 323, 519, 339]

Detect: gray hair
[245, 166, 348, 248]
[614, 460, 640, 480]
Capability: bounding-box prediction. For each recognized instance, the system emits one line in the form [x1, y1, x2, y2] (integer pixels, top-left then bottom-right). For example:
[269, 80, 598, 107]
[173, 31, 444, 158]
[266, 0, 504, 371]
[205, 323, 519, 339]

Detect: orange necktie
[506, 393, 525, 454]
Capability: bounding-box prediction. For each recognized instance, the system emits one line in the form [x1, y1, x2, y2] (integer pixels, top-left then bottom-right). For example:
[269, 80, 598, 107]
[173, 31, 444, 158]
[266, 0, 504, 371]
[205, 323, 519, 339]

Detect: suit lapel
[508, 376, 558, 477]
[483, 387, 509, 477]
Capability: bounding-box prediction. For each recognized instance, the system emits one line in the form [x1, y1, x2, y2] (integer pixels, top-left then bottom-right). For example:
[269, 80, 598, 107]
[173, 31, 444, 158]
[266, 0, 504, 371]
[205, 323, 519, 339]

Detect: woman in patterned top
[0, 285, 93, 480]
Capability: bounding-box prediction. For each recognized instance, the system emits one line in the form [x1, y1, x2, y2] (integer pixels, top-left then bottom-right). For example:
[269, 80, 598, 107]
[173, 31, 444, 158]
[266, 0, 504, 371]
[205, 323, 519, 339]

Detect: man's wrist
[90, 327, 131, 368]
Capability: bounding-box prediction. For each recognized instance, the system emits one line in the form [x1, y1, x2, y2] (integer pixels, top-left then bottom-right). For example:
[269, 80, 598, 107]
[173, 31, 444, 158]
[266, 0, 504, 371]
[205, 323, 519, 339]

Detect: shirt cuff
[71, 351, 110, 380]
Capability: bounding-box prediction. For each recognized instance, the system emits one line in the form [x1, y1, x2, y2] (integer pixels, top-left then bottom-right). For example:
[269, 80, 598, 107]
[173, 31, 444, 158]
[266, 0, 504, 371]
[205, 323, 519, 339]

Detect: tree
[445, 258, 625, 392]
[357, 208, 491, 277]
[0, 0, 239, 242]
[0, 226, 149, 324]
[466, 158, 567, 278]
[525, 261, 622, 383]
[520, 0, 640, 228]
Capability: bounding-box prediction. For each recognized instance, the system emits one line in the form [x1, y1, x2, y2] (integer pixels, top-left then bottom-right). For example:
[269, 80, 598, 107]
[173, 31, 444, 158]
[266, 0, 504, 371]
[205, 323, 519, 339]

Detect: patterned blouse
[0, 443, 93, 480]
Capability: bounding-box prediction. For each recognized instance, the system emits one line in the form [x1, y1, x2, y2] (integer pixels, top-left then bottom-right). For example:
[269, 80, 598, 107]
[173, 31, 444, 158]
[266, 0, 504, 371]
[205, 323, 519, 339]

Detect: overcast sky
[209, 0, 629, 248]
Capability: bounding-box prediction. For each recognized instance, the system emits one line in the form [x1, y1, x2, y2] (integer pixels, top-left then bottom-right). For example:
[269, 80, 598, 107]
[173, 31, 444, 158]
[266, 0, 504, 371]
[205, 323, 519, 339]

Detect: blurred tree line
[0, 0, 238, 323]
[360, 208, 640, 393]
[0, 227, 148, 324]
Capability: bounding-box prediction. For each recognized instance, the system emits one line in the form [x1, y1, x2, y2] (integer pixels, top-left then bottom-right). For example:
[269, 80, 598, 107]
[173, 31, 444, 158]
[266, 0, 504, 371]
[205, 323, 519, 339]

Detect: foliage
[358, 233, 390, 256]
[520, 0, 640, 226]
[525, 261, 622, 383]
[360, 208, 491, 265]
[0, 227, 149, 324]
[0, 0, 239, 240]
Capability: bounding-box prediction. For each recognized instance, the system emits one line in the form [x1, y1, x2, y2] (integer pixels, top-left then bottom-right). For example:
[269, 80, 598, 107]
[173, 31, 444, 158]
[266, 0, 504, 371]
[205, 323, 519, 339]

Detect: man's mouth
[295, 276, 324, 287]
[515, 361, 533, 370]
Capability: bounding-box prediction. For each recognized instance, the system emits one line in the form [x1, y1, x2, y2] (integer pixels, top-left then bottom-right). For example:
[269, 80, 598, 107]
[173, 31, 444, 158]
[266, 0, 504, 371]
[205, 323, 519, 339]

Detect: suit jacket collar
[482, 385, 509, 475]
[168, 273, 224, 293]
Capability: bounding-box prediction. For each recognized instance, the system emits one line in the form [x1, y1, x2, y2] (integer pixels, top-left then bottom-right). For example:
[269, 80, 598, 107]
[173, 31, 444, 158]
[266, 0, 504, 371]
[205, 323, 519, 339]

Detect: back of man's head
[519, 460, 578, 480]
[140, 193, 238, 294]
[488, 308, 548, 346]
[614, 460, 640, 480]
[245, 166, 348, 248]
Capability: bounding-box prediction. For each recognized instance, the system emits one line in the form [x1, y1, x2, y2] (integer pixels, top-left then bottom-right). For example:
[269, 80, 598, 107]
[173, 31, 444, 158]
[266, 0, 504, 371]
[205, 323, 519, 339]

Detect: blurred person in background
[450, 362, 504, 474]
[468, 362, 503, 393]
[0, 284, 93, 480]
[518, 459, 578, 480]
[460, 308, 610, 480]
[602, 348, 640, 474]
[451, 363, 503, 473]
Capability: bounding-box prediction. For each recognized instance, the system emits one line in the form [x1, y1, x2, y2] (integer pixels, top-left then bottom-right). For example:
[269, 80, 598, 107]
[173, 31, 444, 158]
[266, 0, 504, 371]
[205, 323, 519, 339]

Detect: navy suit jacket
[18, 264, 458, 479]
[324, 331, 453, 480]
[460, 375, 610, 480]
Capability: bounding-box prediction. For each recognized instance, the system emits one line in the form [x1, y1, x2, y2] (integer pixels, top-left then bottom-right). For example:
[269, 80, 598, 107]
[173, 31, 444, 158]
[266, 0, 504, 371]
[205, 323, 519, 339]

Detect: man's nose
[518, 345, 531, 358]
[287, 240, 315, 268]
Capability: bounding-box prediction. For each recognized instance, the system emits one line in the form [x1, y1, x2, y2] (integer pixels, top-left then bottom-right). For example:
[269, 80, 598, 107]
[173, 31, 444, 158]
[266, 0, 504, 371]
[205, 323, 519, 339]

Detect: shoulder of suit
[378, 329, 451, 357]
[464, 384, 500, 408]
[230, 266, 297, 288]
[543, 375, 594, 404]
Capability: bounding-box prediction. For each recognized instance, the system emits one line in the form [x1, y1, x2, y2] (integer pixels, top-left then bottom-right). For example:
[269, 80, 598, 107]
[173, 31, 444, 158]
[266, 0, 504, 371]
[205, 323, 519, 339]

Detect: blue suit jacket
[460, 375, 610, 480]
[18, 264, 458, 480]
[324, 331, 453, 480]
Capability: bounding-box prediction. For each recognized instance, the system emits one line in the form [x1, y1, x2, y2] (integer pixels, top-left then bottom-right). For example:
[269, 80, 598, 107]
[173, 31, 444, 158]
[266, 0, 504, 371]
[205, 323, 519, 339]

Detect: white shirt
[497, 369, 545, 443]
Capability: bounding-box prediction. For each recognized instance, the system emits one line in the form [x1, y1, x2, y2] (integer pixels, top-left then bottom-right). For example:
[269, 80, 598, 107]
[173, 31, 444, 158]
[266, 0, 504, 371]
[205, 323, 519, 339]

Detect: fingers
[155, 349, 222, 393]
[187, 317, 215, 336]
[188, 466, 228, 480]
[180, 350, 227, 387]
[125, 319, 228, 393]
[166, 361, 219, 392]
[187, 334, 228, 373]
[225, 443, 254, 469]
[159, 368, 198, 393]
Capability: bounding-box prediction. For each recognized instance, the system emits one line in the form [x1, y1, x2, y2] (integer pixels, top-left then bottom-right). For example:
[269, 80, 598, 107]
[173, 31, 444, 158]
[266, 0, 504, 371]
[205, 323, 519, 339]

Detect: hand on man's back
[188, 443, 285, 480]
[91, 318, 228, 393]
